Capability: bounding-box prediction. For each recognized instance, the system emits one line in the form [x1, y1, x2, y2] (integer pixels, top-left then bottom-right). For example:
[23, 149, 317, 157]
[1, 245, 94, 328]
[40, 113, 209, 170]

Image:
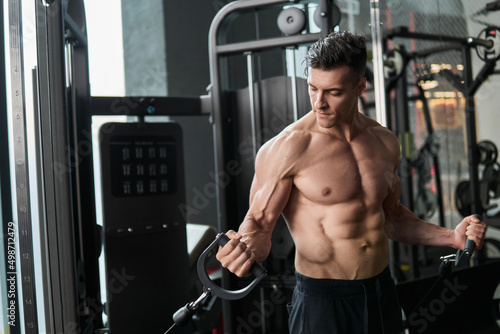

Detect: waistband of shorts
[294, 266, 392, 296]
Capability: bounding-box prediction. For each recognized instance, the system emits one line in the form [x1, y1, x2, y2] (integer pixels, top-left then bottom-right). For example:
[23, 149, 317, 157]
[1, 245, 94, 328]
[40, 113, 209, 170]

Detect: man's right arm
[216, 131, 305, 277]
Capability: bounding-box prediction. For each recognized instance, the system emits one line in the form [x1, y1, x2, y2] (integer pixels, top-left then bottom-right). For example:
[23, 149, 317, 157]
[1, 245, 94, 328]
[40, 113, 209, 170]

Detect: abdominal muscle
[283, 199, 390, 280]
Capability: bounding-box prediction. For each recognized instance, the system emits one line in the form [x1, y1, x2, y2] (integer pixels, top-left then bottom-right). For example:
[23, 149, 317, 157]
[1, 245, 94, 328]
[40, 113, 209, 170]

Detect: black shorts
[287, 267, 404, 334]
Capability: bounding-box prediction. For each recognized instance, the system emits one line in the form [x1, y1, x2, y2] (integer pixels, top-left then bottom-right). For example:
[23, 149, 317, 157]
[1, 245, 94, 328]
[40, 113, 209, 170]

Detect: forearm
[237, 216, 273, 262]
[385, 203, 456, 248]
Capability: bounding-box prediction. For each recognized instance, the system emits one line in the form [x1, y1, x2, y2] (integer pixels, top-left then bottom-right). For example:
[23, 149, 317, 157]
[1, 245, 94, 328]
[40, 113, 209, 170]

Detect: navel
[321, 187, 332, 196]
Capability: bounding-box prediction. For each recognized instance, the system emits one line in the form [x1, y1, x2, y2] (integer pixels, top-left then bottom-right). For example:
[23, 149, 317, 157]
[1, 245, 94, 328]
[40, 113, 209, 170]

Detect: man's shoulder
[360, 114, 398, 142]
[257, 117, 313, 170]
[263, 126, 311, 156]
[360, 114, 400, 160]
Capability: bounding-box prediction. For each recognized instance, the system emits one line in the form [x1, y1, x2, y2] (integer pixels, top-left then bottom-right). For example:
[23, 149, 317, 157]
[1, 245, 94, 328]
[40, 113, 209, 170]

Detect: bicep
[382, 171, 402, 218]
[247, 170, 293, 230]
[246, 142, 294, 230]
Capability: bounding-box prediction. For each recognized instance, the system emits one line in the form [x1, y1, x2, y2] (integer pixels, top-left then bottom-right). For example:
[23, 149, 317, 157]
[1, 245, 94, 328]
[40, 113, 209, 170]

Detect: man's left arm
[383, 171, 486, 251]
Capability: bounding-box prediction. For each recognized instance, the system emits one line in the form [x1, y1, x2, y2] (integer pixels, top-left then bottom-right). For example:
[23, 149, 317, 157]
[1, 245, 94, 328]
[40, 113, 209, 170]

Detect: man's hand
[215, 230, 256, 277]
[452, 215, 487, 251]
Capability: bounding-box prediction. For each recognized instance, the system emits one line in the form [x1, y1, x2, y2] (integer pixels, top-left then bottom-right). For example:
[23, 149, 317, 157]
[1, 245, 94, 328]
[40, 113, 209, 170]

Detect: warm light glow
[430, 63, 453, 73]
[419, 80, 439, 90]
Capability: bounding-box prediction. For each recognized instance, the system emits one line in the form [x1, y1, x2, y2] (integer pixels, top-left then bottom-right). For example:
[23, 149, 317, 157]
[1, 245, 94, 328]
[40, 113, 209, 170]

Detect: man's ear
[357, 77, 367, 96]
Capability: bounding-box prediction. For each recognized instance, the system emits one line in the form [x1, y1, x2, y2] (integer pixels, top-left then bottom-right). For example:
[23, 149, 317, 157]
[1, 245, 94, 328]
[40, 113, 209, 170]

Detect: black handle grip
[455, 214, 479, 267]
[463, 237, 476, 256]
[197, 233, 267, 300]
[218, 234, 267, 278]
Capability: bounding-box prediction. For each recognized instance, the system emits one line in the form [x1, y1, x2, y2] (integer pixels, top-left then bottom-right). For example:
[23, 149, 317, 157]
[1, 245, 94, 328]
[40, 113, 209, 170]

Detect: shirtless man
[216, 31, 486, 333]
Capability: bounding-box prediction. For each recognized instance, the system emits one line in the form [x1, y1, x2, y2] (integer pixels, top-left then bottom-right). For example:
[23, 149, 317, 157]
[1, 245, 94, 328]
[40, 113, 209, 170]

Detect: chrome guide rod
[246, 52, 258, 160]
[370, 0, 387, 127]
[288, 47, 299, 122]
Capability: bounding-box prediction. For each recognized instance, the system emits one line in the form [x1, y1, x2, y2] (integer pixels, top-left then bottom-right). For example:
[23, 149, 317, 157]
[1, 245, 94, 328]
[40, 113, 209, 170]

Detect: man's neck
[324, 111, 360, 142]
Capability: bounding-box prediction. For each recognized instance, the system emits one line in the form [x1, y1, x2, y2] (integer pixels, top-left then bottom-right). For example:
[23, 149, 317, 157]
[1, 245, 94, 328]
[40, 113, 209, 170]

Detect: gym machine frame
[207, 0, 341, 331]
[384, 26, 499, 223]
[6, 0, 103, 332]
[381, 42, 456, 279]
[383, 26, 500, 273]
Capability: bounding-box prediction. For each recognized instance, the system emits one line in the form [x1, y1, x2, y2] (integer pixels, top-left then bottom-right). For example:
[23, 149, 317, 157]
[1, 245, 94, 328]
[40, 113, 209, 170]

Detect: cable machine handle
[197, 233, 267, 300]
[455, 214, 479, 267]
[216, 233, 267, 278]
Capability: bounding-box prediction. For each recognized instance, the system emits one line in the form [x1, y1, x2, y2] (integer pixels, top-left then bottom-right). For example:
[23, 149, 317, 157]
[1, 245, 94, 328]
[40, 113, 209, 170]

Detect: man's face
[307, 66, 366, 129]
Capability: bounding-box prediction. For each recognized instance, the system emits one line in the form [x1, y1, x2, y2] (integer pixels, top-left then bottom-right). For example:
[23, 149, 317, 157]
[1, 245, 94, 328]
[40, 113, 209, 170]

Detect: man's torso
[281, 112, 399, 279]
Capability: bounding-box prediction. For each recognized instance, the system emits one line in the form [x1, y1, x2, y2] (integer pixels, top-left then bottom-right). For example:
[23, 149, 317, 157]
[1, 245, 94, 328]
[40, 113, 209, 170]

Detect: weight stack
[99, 122, 189, 333]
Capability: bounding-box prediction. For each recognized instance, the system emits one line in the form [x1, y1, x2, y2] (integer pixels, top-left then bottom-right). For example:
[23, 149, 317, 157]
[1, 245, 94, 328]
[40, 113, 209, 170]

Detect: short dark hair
[305, 31, 367, 80]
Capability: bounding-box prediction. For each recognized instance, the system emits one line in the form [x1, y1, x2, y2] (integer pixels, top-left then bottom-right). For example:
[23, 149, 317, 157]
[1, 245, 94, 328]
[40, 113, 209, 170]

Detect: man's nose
[313, 92, 327, 109]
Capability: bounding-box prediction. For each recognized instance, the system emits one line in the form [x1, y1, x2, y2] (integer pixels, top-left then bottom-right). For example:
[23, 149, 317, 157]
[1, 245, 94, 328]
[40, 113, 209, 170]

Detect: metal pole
[287, 48, 299, 122]
[370, 0, 387, 127]
[462, 46, 482, 217]
[7, 0, 39, 332]
[35, 0, 80, 331]
[246, 52, 258, 159]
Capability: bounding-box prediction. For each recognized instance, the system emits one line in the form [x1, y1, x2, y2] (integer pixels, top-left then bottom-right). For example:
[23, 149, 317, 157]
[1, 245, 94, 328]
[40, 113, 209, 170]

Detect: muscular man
[216, 31, 486, 333]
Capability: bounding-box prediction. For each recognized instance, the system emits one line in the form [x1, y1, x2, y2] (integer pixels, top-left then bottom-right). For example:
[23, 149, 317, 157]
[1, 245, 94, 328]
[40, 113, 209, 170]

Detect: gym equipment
[398, 222, 500, 333]
[408, 82, 444, 223]
[383, 49, 406, 82]
[99, 122, 190, 333]
[446, 214, 480, 269]
[398, 260, 500, 333]
[209, 1, 336, 331]
[165, 233, 267, 333]
[313, 2, 341, 30]
[385, 25, 500, 231]
[370, 0, 388, 127]
[380, 22, 500, 278]
[277, 7, 307, 36]
[455, 180, 473, 218]
[7, 0, 39, 331]
[473, 27, 500, 62]
[478, 139, 499, 166]
[455, 140, 500, 227]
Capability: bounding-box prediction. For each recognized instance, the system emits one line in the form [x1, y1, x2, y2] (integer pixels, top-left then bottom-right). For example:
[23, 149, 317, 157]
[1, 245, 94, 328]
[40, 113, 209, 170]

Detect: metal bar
[216, 33, 321, 55]
[0, 1, 19, 332]
[370, 0, 388, 127]
[64, 15, 87, 48]
[416, 84, 445, 228]
[467, 61, 497, 96]
[209, 2, 303, 331]
[7, 0, 39, 331]
[247, 53, 258, 159]
[467, 36, 493, 49]
[384, 26, 469, 45]
[318, 0, 332, 37]
[90, 96, 202, 116]
[411, 44, 462, 59]
[440, 69, 465, 94]
[66, 39, 90, 317]
[288, 48, 299, 122]
[395, 69, 420, 280]
[462, 46, 482, 216]
[35, 1, 79, 331]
